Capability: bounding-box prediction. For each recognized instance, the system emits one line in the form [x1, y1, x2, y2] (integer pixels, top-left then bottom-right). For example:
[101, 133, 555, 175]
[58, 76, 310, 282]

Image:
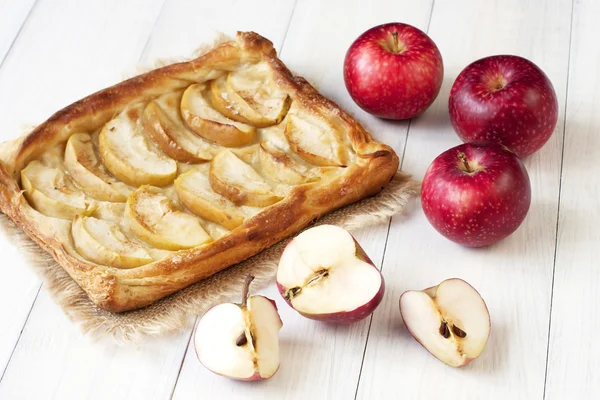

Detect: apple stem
[392, 32, 399, 53]
[458, 152, 473, 173]
[241, 275, 255, 307]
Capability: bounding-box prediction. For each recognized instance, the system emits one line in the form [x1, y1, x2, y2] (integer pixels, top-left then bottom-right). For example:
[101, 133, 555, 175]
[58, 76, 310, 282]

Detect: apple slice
[277, 224, 384, 323]
[99, 105, 177, 186]
[180, 83, 256, 147]
[72, 214, 154, 268]
[194, 275, 283, 380]
[142, 92, 216, 163]
[174, 165, 245, 230]
[209, 75, 291, 128]
[259, 141, 316, 185]
[125, 185, 212, 250]
[64, 133, 131, 202]
[227, 62, 292, 124]
[285, 114, 347, 167]
[400, 278, 491, 367]
[209, 150, 282, 207]
[21, 160, 93, 219]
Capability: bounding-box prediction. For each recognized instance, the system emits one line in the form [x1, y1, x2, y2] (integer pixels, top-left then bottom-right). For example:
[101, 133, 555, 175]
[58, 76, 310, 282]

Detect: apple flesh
[276, 225, 384, 323]
[343, 22, 443, 120]
[449, 55, 558, 157]
[400, 278, 491, 367]
[194, 275, 283, 381]
[421, 142, 531, 247]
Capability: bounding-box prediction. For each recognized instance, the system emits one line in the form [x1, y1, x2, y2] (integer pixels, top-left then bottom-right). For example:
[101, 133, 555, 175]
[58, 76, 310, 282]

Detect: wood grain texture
[0, 290, 192, 400]
[0, 0, 37, 373]
[0, 0, 166, 386]
[171, 0, 433, 398]
[355, 0, 572, 399]
[0, 0, 36, 65]
[0, 0, 595, 398]
[0, 0, 296, 398]
[544, 0, 600, 397]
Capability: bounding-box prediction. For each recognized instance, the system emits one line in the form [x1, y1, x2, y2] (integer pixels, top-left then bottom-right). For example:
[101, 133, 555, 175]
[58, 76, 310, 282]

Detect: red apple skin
[449, 55, 558, 157]
[421, 142, 531, 247]
[276, 238, 384, 323]
[343, 22, 443, 120]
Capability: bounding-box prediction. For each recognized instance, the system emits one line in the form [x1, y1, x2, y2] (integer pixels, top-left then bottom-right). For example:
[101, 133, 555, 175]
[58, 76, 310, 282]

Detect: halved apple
[99, 105, 177, 186]
[64, 133, 131, 202]
[209, 75, 291, 128]
[285, 114, 347, 167]
[72, 214, 154, 268]
[194, 276, 283, 380]
[21, 160, 93, 219]
[277, 225, 384, 323]
[174, 165, 245, 230]
[125, 185, 212, 250]
[259, 140, 315, 185]
[142, 92, 215, 163]
[180, 84, 256, 147]
[400, 278, 491, 367]
[209, 150, 281, 207]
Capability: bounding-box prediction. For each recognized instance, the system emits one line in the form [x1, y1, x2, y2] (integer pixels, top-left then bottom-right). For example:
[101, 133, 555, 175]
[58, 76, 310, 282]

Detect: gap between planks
[542, 0, 576, 397]
[0, 0, 170, 386]
[352, 1, 437, 398]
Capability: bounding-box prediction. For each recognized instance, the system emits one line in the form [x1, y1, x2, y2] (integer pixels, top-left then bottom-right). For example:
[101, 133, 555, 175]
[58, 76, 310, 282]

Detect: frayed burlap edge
[0, 172, 419, 343]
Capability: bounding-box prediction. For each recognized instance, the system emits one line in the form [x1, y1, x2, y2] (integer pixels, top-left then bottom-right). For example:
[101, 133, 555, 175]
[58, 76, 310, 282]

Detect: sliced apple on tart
[209, 75, 291, 128]
[142, 92, 216, 163]
[21, 160, 93, 219]
[99, 105, 177, 186]
[180, 83, 256, 147]
[285, 114, 347, 167]
[64, 133, 131, 202]
[72, 214, 154, 268]
[125, 185, 212, 251]
[259, 141, 315, 185]
[209, 150, 281, 207]
[174, 165, 245, 230]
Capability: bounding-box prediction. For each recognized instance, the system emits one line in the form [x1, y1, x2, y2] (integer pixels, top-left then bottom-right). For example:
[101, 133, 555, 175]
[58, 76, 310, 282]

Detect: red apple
[276, 225, 384, 323]
[449, 55, 558, 157]
[343, 22, 443, 120]
[421, 142, 531, 247]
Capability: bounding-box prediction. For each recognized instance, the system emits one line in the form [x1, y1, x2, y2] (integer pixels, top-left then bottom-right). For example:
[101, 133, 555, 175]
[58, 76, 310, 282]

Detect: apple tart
[0, 32, 398, 312]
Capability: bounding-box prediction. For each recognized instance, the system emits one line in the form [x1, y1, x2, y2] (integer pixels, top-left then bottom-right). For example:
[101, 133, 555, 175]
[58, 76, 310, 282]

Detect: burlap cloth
[0, 172, 419, 342]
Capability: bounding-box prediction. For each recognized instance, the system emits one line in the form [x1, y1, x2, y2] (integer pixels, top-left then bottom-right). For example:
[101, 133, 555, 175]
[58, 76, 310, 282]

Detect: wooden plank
[356, 0, 572, 398]
[171, 0, 434, 398]
[0, 0, 166, 386]
[0, 0, 36, 65]
[0, 0, 37, 373]
[544, 0, 600, 397]
[0, 290, 192, 399]
[0, 0, 296, 398]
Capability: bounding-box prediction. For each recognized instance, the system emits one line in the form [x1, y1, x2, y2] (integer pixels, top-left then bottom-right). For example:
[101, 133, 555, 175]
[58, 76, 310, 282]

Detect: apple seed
[285, 287, 302, 301]
[236, 332, 247, 346]
[439, 321, 450, 338]
[452, 325, 467, 338]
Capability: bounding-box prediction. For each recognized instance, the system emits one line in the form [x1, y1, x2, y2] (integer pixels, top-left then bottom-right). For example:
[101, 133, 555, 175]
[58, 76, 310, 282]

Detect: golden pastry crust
[0, 32, 398, 312]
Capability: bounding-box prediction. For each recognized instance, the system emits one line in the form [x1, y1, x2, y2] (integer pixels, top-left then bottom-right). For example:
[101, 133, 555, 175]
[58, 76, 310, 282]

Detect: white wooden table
[0, 0, 596, 398]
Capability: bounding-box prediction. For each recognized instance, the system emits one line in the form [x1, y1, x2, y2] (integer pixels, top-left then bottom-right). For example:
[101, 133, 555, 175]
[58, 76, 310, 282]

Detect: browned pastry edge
[0, 32, 399, 312]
